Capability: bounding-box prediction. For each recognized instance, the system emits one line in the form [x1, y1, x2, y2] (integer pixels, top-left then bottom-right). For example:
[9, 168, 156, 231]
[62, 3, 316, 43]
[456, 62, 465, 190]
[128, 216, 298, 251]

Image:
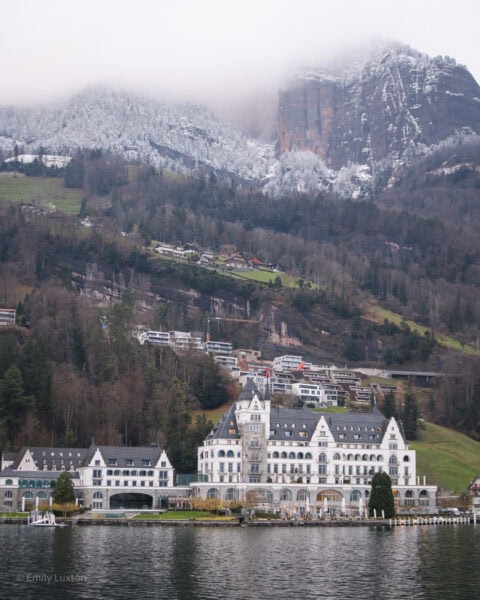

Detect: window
[142, 459, 151, 467]
[126, 459, 134, 466]
[108, 459, 117, 466]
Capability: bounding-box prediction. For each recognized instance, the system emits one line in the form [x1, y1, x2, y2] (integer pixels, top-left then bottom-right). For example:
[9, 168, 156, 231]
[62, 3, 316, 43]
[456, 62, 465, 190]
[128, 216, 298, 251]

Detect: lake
[1, 524, 479, 599]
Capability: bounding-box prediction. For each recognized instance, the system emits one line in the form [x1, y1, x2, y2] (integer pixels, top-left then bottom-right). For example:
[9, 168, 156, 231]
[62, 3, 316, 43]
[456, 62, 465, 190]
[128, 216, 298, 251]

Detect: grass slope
[0, 175, 83, 214]
[366, 304, 480, 356]
[411, 422, 480, 494]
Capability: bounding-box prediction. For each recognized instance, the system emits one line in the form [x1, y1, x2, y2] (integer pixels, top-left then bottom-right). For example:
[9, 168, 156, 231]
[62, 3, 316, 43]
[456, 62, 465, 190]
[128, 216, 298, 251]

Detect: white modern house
[193, 380, 437, 514]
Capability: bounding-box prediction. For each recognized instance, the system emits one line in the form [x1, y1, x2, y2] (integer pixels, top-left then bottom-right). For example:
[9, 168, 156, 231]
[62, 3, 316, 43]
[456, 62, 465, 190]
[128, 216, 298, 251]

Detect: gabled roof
[208, 404, 240, 440]
[92, 446, 165, 468]
[323, 409, 387, 444]
[269, 406, 319, 441]
[10, 447, 88, 470]
[238, 378, 260, 401]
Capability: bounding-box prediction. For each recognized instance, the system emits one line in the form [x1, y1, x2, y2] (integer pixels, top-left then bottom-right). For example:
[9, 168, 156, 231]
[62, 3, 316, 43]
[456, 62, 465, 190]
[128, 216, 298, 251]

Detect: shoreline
[1, 516, 476, 527]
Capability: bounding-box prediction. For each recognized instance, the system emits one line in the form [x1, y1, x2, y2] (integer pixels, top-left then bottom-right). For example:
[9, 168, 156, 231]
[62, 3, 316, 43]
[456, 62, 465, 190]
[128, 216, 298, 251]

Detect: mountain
[278, 43, 480, 169]
[0, 44, 479, 197]
[0, 86, 275, 185]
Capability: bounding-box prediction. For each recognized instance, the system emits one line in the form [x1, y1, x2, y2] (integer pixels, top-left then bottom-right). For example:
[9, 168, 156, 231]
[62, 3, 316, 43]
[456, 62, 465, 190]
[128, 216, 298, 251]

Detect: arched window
[280, 489, 292, 502]
[225, 488, 237, 502]
[273, 452, 279, 459]
[355, 454, 361, 461]
[217, 450, 225, 457]
[318, 453, 327, 463]
[405, 490, 414, 498]
[226, 450, 234, 458]
[297, 452, 304, 460]
[403, 455, 410, 462]
[370, 455, 376, 461]
[5, 490, 13, 498]
[419, 490, 429, 498]
[281, 452, 287, 459]
[37, 491, 47, 499]
[377, 455, 383, 462]
[93, 491, 103, 499]
[288, 452, 295, 459]
[389, 456, 397, 465]
[23, 492, 33, 498]
[305, 452, 312, 460]
[5, 479, 13, 485]
[333, 453, 340, 460]
[350, 490, 361, 502]
[362, 454, 368, 461]
[207, 488, 220, 499]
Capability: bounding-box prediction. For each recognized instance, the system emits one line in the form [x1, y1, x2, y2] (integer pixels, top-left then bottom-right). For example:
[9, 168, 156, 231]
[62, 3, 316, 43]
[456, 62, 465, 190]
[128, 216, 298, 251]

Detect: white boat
[28, 510, 65, 527]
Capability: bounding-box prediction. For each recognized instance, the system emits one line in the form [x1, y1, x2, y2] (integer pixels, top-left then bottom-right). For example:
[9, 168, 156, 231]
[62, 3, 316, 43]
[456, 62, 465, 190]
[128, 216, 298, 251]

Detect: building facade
[193, 380, 437, 514]
[0, 444, 177, 512]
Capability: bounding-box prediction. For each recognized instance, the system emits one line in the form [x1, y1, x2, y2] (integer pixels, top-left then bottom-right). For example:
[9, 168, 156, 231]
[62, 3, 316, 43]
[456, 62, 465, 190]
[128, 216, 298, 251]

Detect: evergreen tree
[368, 472, 395, 518]
[382, 390, 397, 419]
[53, 471, 75, 504]
[402, 391, 419, 440]
[0, 364, 33, 445]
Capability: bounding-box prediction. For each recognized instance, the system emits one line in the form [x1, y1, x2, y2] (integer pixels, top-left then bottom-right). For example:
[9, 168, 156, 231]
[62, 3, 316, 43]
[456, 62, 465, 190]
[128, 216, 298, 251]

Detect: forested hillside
[1, 141, 480, 463]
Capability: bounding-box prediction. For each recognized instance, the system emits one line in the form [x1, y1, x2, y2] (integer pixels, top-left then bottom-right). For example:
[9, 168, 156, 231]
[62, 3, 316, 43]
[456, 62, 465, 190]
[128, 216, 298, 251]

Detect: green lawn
[230, 269, 311, 288]
[410, 422, 480, 494]
[366, 304, 480, 356]
[133, 511, 234, 521]
[0, 512, 28, 518]
[0, 175, 84, 214]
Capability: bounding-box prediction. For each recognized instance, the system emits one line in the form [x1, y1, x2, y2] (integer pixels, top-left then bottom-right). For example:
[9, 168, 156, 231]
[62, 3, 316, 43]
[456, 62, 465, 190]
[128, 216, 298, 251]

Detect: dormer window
[142, 459, 151, 467]
[126, 459, 134, 466]
[108, 459, 117, 466]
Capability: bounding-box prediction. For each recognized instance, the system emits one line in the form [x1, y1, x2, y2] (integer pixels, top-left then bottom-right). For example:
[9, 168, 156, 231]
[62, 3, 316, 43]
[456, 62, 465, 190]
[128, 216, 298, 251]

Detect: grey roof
[318, 408, 388, 444]
[269, 406, 319, 441]
[11, 447, 89, 470]
[1, 451, 17, 462]
[211, 380, 390, 445]
[94, 446, 165, 467]
[238, 378, 260, 401]
[6, 445, 167, 471]
[208, 404, 240, 440]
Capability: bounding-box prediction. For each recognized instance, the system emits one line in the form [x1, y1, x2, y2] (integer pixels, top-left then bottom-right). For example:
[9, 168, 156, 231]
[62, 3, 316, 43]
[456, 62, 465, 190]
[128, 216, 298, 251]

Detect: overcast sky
[1, 0, 479, 116]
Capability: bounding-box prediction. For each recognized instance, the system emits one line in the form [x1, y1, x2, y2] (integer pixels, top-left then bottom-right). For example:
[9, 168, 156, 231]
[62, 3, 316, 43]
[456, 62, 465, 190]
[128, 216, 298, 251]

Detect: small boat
[28, 510, 65, 527]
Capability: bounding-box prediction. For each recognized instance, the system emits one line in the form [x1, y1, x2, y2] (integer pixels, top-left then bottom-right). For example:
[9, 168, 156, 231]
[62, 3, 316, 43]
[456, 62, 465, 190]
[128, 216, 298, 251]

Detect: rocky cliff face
[278, 45, 480, 169]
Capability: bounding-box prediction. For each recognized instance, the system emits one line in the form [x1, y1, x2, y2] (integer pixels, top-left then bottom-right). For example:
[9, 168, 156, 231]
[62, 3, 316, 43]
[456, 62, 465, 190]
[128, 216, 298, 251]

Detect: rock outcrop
[278, 45, 480, 169]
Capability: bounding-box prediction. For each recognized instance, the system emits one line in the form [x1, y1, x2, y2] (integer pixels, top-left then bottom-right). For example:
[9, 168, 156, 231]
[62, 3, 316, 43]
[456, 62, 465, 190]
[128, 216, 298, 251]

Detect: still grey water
[1, 524, 479, 599]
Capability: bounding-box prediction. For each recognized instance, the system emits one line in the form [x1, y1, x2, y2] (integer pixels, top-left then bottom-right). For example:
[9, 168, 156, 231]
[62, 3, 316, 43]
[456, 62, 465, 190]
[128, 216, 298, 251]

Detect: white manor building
[193, 379, 437, 514]
[0, 443, 176, 512]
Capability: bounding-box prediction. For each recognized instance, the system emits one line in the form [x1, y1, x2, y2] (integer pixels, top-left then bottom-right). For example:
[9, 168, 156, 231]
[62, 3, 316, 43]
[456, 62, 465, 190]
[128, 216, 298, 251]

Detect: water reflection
[0, 524, 479, 600]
